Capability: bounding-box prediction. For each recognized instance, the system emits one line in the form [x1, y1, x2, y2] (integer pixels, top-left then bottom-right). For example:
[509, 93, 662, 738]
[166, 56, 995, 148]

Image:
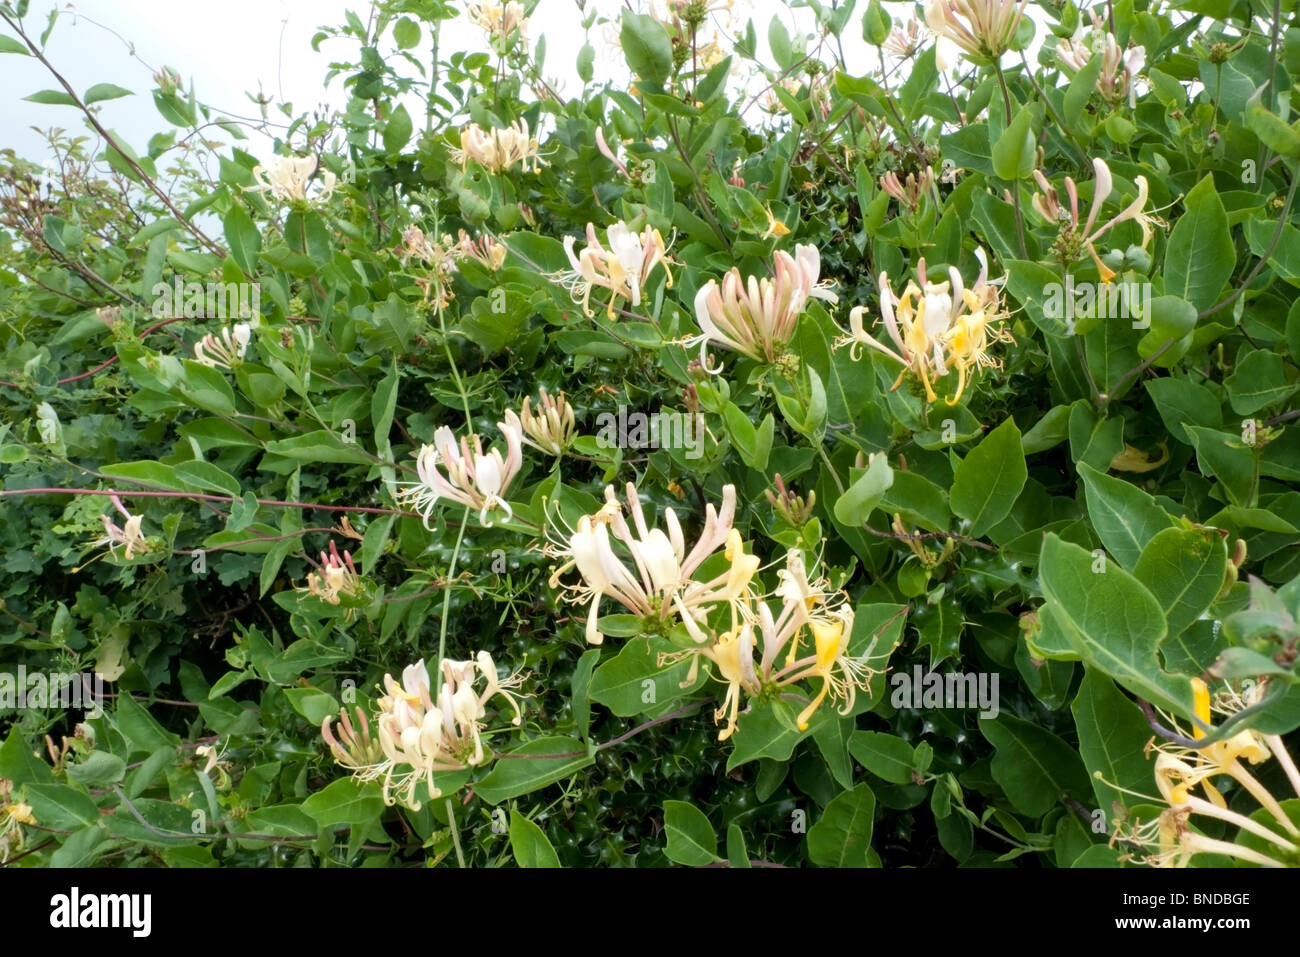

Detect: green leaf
[848, 730, 916, 784]
[1072, 669, 1157, 816]
[174, 460, 242, 497]
[1164, 174, 1234, 314]
[67, 751, 127, 787]
[991, 107, 1036, 180]
[950, 418, 1027, 538]
[726, 823, 750, 868]
[26, 783, 101, 829]
[383, 103, 413, 154]
[1185, 426, 1257, 507]
[588, 636, 705, 716]
[1039, 533, 1193, 717]
[980, 713, 1092, 817]
[474, 736, 595, 804]
[663, 800, 720, 865]
[1225, 349, 1298, 415]
[24, 88, 78, 106]
[620, 13, 673, 87]
[1144, 377, 1223, 445]
[0, 35, 31, 55]
[1133, 527, 1227, 638]
[392, 16, 421, 49]
[806, 783, 875, 866]
[833, 451, 894, 526]
[84, 82, 133, 104]
[264, 430, 376, 466]
[509, 809, 561, 867]
[223, 204, 261, 276]
[301, 779, 383, 827]
[1077, 462, 1176, 570]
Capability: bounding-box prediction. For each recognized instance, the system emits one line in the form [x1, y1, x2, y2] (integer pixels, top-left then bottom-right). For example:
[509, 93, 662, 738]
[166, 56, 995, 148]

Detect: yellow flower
[1114, 678, 1300, 868]
[839, 248, 1012, 404]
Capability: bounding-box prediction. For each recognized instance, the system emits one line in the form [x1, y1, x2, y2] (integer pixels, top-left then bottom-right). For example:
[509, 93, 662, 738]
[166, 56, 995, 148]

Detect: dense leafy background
[2, 0, 1300, 868]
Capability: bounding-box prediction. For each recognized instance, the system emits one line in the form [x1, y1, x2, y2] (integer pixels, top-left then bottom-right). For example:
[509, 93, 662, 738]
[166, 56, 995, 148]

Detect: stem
[445, 796, 467, 867]
[993, 62, 1029, 258]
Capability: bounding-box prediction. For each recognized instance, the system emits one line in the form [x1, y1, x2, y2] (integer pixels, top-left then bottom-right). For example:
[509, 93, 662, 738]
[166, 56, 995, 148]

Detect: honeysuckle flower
[881, 167, 935, 212]
[667, 549, 873, 739]
[456, 229, 507, 271]
[450, 120, 545, 174]
[761, 204, 791, 239]
[400, 225, 462, 306]
[193, 322, 251, 369]
[323, 654, 525, 810]
[547, 483, 743, 645]
[0, 796, 35, 864]
[466, 0, 527, 41]
[883, 18, 928, 58]
[301, 541, 363, 605]
[249, 154, 336, 205]
[517, 386, 576, 456]
[399, 416, 523, 528]
[1057, 13, 1145, 107]
[1113, 678, 1300, 868]
[689, 244, 837, 370]
[925, 0, 1026, 65]
[1031, 158, 1162, 282]
[838, 248, 1012, 405]
[94, 496, 148, 560]
[558, 221, 674, 319]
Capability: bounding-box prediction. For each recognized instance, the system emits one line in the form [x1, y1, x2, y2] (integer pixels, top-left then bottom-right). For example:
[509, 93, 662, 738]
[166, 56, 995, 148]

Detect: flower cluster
[322, 653, 525, 810]
[399, 224, 463, 307]
[301, 541, 363, 605]
[881, 167, 935, 213]
[517, 386, 576, 457]
[668, 549, 867, 739]
[925, 0, 1026, 66]
[558, 220, 674, 320]
[466, 1, 527, 43]
[547, 482, 746, 646]
[838, 247, 1013, 405]
[1031, 157, 1161, 282]
[1056, 12, 1145, 107]
[399, 415, 524, 527]
[0, 778, 35, 864]
[1113, 679, 1300, 868]
[92, 496, 150, 561]
[249, 154, 336, 206]
[450, 120, 545, 174]
[690, 244, 837, 370]
[193, 323, 252, 369]
[547, 482, 876, 739]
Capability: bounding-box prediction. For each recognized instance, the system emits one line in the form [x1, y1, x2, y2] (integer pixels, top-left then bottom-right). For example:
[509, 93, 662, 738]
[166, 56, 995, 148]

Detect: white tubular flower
[547, 483, 743, 645]
[1113, 677, 1300, 868]
[193, 323, 252, 370]
[399, 416, 523, 528]
[1056, 13, 1145, 107]
[249, 154, 336, 205]
[838, 248, 1012, 405]
[450, 120, 545, 174]
[323, 654, 526, 810]
[301, 541, 363, 605]
[94, 495, 149, 560]
[1031, 158, 1161, 282]
[517, 386, 576, 456]
[467, 1, 527, 42]
[558, 220, 673, 319]
[689, 243, 837, 369]
[925, 0, 1027, 64]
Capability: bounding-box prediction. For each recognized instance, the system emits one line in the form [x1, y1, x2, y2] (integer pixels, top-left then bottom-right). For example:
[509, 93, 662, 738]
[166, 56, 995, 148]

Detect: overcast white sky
[1, 0, 862, 167]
